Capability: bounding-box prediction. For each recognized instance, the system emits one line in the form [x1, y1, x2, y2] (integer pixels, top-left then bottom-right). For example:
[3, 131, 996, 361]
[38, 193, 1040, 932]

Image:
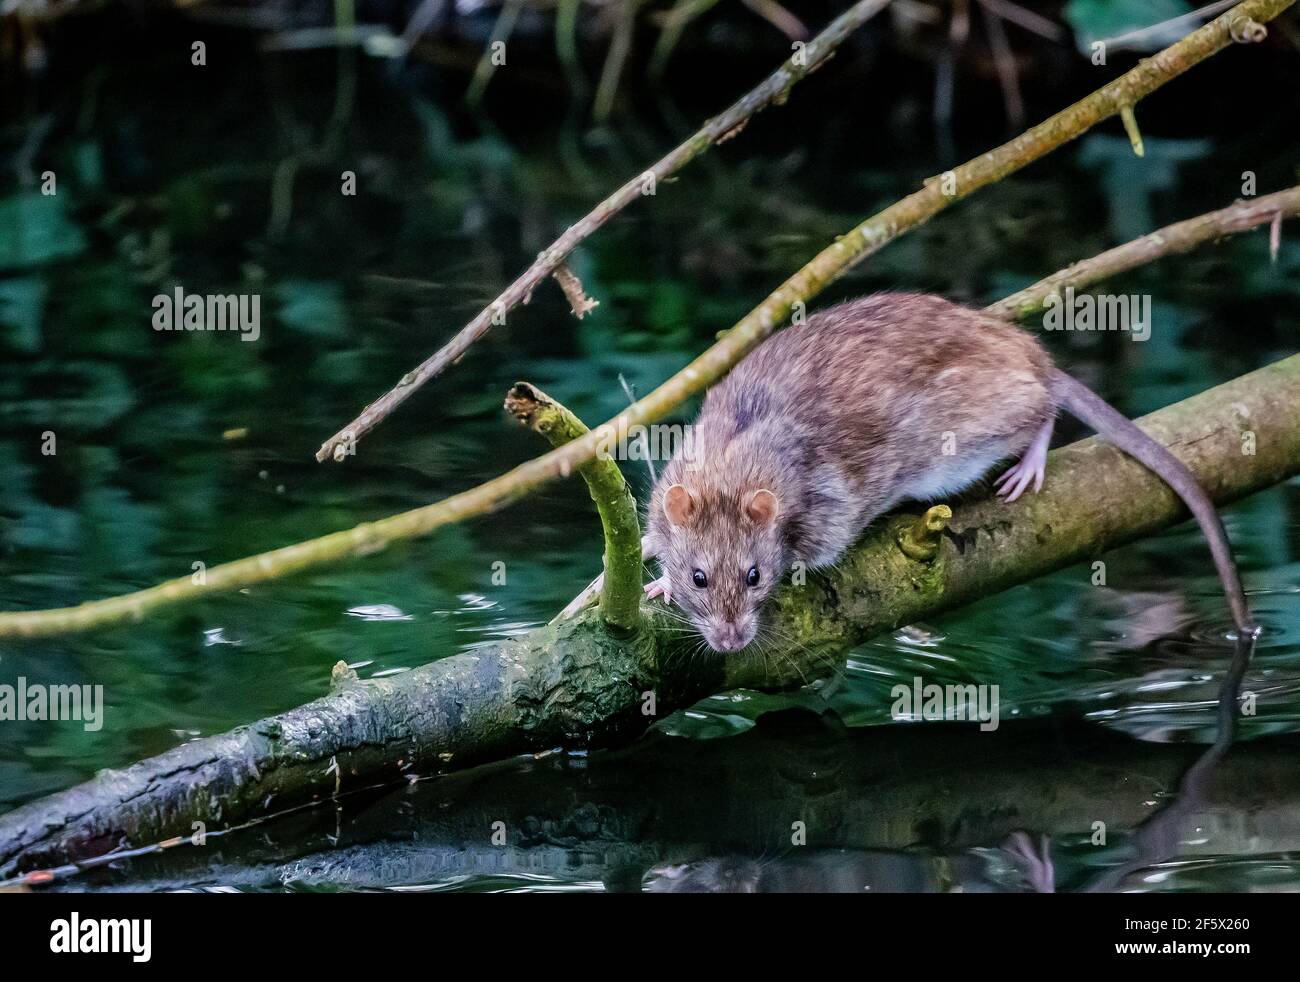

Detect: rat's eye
[746, 566, 760, 587]
[692, 569, 708, 588]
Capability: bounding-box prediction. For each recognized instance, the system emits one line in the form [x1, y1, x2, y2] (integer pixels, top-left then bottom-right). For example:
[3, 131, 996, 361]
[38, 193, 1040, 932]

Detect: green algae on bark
[504, 382, 643, 635]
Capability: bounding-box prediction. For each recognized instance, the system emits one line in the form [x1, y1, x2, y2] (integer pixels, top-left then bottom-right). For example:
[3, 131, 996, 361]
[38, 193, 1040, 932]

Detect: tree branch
[987, 185, 1300, 320]
[504, 382, 642, 634]
[314, 0, 893, 463]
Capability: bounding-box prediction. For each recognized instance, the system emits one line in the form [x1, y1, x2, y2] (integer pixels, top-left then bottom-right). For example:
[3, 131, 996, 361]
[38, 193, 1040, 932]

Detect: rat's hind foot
[996, 417, 1054, 503]
[644, 576, 673, 606]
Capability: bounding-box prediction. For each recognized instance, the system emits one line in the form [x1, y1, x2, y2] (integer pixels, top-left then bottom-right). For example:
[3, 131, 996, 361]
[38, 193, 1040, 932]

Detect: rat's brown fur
[646, 292, 1252, 653]
[647, 293, 1058, 652]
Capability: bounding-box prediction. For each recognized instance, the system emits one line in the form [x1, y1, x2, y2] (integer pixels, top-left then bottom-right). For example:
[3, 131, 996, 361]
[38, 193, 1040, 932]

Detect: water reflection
[41, 681, 1300, 893]
[1084, 632, 1256, 892]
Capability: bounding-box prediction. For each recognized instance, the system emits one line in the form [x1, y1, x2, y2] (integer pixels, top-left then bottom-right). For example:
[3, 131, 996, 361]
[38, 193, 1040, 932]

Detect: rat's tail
[1051, 369, 1256, 638]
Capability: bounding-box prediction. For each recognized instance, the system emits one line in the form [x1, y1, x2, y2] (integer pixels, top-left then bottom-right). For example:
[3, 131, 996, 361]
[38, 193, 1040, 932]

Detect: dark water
[1, 22, 1299, 892]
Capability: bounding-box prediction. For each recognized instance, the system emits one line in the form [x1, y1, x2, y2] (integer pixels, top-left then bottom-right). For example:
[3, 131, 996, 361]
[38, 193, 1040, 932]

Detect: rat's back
[697, 292, 1056, 518]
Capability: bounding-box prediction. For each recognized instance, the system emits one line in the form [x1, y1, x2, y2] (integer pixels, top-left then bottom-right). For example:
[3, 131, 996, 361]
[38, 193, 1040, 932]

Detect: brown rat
[645, 293, 1254, 653]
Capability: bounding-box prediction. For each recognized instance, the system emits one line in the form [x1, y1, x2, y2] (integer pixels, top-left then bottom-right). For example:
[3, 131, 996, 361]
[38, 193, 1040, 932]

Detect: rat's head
[653, 482, 788, 653]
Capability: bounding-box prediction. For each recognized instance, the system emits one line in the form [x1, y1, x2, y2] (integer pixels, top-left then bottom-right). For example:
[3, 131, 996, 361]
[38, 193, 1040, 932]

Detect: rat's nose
[710, 624, 749, 653]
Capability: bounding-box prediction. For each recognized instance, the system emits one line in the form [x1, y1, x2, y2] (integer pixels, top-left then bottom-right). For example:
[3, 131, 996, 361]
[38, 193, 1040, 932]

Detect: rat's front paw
[644, 576, 673, 606]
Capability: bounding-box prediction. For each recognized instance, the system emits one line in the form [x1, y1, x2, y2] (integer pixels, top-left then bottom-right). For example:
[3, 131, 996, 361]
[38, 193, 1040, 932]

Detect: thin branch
[554, 0, 587, 94]
[650, 0, 724, 77]
[314, 0, 895, 464]
[593, 0, 642, 123]
[975, 0, 1065, 41]
[399, 0, 446, 53]
[617, 373, 655, 482]
[1119, 103, 1145, 156]
[1100, 0, 1239, 51]
[977, 0, 1025, 130]
[739, 0, 809, 42]
[466, 0, 524, 107]
[986, 185, 1300, 320]
[504, 382, 642, 633]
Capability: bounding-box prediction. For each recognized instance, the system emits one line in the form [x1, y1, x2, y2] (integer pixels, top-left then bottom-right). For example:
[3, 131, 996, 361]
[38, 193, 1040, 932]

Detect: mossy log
[2, 355, 1298, 877]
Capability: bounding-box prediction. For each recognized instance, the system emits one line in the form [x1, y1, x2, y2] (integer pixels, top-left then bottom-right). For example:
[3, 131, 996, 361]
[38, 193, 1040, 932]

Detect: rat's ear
[745, 488, 778, 526]
[663, 484, 695, 526]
